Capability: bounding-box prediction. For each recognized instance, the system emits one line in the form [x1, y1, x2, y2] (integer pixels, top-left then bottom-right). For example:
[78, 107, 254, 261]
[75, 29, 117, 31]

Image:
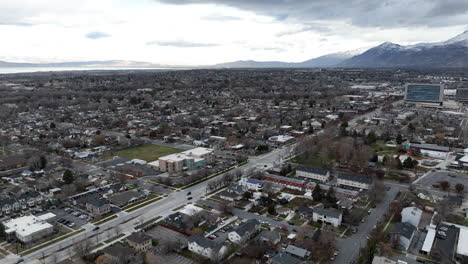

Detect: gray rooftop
[338, 173, 373, 184]
[313, 207, 342, 219]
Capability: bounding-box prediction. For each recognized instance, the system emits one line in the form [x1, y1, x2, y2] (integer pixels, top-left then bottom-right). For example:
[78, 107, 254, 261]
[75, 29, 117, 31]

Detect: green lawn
[116, 144, 182, 162]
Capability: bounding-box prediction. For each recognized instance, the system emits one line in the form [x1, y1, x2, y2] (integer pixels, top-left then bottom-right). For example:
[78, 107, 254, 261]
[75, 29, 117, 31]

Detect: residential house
[219, 183, 247, 201]
[86, 198, 111, 216]
[337, 173, 373, 190]
[238, 177, 264, 191]
[126, 232, 153, 252]
[390, 222, 416, 251]
[285, 245, 311, 260]
[107, 190, 146, 207]
[296, 166, 330, 183]
[166, 212, 191, 230]
[401, 207, 422, 228]
[271, 252, 303, 264]
[296, 206, 314, 219]
[255, 230, 281, 246]
[103, 244, 136, 263]
[312, 208, 342, 227]
[187, 235, 227, 261]
[228, 219, 260, 244]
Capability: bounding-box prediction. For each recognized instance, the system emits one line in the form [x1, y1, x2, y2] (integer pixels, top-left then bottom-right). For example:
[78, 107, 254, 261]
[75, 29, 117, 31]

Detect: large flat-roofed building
[401, 142, 449, 160]
[404, 84, 444, 104]
[456, 88, 468, 102]
[153, 147, 213, 173]
[3, 213, 55, 243]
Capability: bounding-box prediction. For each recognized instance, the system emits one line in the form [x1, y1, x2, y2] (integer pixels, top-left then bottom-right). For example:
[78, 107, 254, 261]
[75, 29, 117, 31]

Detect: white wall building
[187, 235, 227, 261]
[312, 208, 342, 227]
[238, 178, 264, 191]
[296, 166, 330, 182]
[337, 173, 372, 190]
[401, 207, 422, 228]
[3, 213, 55, 243]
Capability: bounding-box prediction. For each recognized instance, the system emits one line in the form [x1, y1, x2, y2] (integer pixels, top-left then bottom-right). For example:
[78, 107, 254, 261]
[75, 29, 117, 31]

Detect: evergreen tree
[325, 187, 338, 206]
[312, 184, 323, 201]
[396, 134, 403, 145]
[403, 157, 414, 169]
[63, 169, 74, 184]
[39, 156, 47, 169]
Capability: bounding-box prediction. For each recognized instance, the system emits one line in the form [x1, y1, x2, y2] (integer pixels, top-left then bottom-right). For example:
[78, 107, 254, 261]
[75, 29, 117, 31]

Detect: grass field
[116, 144, 182, 162]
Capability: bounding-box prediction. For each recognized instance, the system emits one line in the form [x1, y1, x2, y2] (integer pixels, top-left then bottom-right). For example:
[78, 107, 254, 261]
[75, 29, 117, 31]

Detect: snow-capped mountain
[213, 47, 370, 68]
[339, 30, 468, 68]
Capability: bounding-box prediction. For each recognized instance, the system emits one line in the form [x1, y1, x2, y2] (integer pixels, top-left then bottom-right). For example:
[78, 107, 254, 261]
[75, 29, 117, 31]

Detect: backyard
[116, 144, 182, 162]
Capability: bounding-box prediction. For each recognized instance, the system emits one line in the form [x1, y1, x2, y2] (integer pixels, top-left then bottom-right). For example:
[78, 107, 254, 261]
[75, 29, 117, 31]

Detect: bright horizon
[0, 0, 467, 66]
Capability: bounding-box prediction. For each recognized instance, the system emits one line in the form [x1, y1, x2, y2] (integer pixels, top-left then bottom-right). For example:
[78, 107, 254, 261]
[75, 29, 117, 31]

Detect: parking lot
[50, 207, 91, 229]
[416, 171, 468, 190]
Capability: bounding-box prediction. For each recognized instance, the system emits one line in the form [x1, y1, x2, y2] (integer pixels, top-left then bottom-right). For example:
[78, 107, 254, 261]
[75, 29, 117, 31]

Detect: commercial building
[296, 166, 330, 182]
[3, 213, 55, 243]
[401, 142, 449, 160]
[404, 83, 444, 104]
[154, 147, 213, 173]
[456, 88, 468, 102]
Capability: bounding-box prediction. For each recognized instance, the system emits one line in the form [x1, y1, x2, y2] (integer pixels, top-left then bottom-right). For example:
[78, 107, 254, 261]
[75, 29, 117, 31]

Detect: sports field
[116, 144, 181, 162]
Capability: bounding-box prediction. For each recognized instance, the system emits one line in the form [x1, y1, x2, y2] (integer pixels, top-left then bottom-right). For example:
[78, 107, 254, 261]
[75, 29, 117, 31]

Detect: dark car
[187, 192, 192, 195]
[188, 197, 193, 200]
[93, 226, 100, 231]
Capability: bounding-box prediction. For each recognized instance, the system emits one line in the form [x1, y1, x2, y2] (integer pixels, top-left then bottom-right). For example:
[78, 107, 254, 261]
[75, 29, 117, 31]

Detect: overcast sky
[0, 0, 467, 65]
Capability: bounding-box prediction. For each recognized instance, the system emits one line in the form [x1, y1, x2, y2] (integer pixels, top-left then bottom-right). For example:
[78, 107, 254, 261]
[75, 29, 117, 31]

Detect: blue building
[405, 84, 444, 103]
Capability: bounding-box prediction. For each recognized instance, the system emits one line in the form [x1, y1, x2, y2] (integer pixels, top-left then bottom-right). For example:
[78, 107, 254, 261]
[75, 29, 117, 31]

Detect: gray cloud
[85, 31, 111, 39]
[146, 40, 219, 47]
[156, 0, 468, 28]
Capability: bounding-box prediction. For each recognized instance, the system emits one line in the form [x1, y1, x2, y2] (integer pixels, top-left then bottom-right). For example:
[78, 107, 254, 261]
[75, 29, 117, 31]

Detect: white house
[337, 173, 373, 190]
[390, 222, 416, 251]
[238, 178, 264, 191]
[312, 208, 342, 227]
[401, 207, 422, 228]
[296, 166, 330, 182]
[228, 219, 260, 244]
[187, 235, 227, 261]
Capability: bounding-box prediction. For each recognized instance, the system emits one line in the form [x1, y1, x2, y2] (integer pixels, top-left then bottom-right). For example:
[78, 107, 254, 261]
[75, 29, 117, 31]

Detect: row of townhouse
[262, 172, 372, 193]
[0, 191, 43, 216]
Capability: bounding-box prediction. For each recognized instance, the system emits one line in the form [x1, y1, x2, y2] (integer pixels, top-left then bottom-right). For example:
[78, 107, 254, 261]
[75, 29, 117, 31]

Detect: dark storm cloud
[157, 0, 468, 28]
[85, 31, 111, 39]
[146, 41, 219, 47]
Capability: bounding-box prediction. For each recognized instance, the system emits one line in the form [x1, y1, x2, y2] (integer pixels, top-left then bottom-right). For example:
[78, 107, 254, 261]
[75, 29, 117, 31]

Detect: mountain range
[1, 30, 468, 69]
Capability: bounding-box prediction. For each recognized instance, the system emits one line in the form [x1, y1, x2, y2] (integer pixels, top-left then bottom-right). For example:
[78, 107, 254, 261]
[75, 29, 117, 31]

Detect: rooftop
[3, 213, 55, 238]
[296, 165, 329, 175]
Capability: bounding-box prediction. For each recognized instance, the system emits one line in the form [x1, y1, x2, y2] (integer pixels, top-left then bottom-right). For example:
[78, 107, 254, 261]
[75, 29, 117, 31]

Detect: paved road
[334, 186, 399, 264]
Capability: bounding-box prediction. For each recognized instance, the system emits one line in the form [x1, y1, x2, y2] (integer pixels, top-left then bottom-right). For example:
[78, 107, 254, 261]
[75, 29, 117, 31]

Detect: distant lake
[0, 67, 173, 74]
